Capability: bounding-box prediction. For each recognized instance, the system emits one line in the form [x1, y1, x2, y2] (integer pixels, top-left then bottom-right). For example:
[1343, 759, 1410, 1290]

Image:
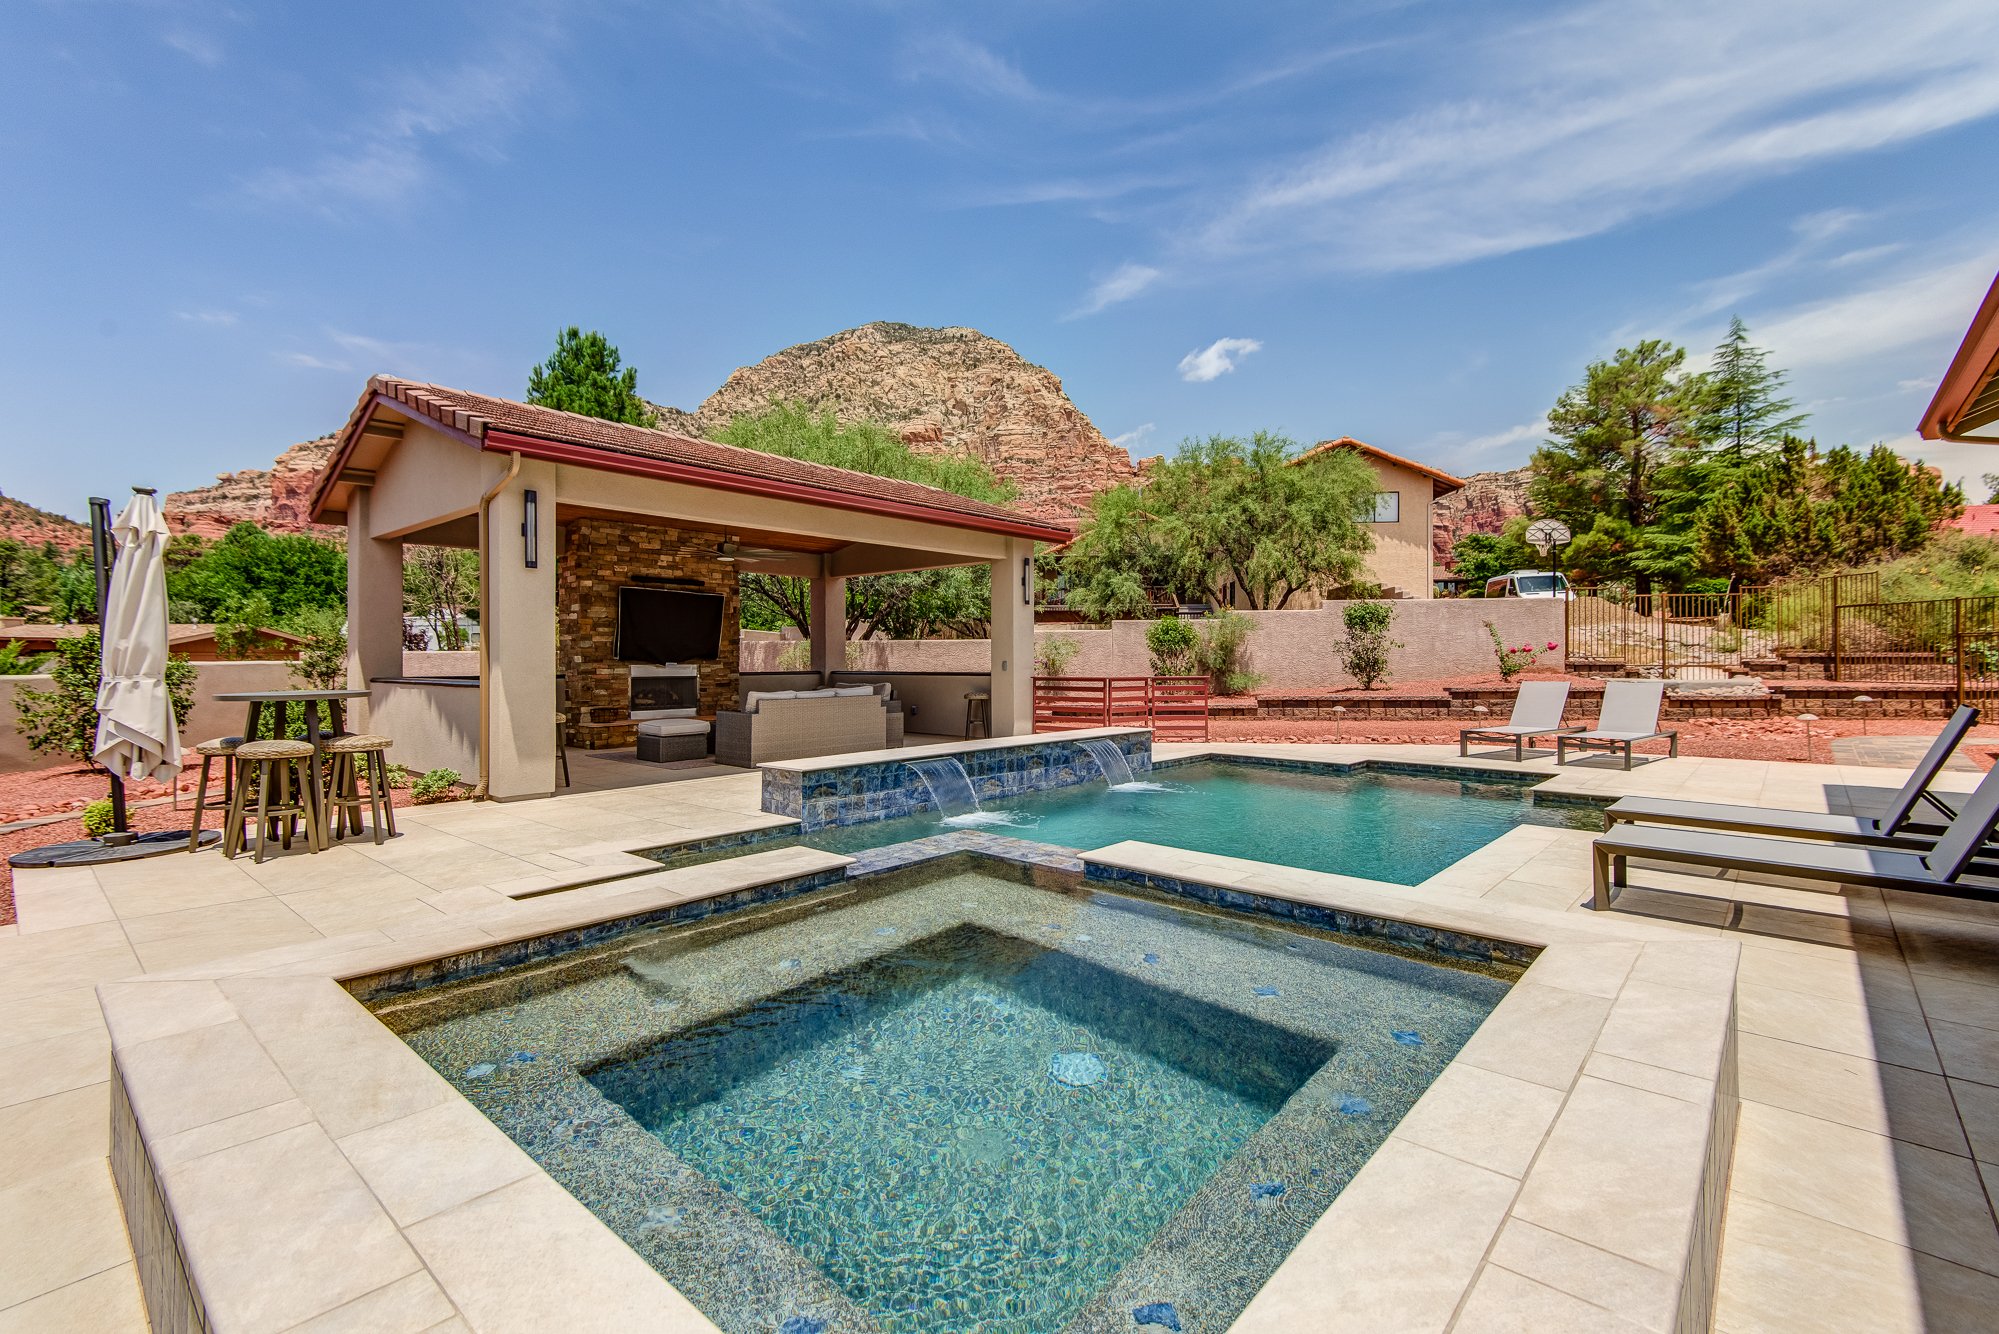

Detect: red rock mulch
[0, 760, 423, 928]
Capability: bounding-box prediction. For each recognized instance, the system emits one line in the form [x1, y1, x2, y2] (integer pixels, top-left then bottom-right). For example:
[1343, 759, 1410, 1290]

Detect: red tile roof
[1948, 504, 1999, 538]
[1290, 436, 1466, 493]
[312, 376, 1071, 541]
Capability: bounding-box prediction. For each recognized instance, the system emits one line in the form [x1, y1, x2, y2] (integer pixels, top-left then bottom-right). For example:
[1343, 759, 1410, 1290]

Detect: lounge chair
[1557, 679, 1678, 769]
[1459, 680, 1583, 761]
[1600, 706, 1978, 846]
[1591, 752, 1999, 911]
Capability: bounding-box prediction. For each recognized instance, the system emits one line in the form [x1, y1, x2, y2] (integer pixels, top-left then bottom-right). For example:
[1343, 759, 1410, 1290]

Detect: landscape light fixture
[1797, 712, 1819, 762]
[1853, 695, 1872, 736]
[522, 490, 539, 569]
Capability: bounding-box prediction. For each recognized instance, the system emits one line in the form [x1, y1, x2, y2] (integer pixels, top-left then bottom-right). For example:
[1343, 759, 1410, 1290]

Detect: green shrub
[382, 762, 413, 790]
[1196, 610, 1264, 695]
[1145, 617, 1201, 676]
[1485, 620, 1558, 681]
[1034, 636, 1080, 677]
[80, 798, 115, 836]
[0, 640, 48, 675]
[1337, 601, 1401, 689]
[410, 768, 463, 804]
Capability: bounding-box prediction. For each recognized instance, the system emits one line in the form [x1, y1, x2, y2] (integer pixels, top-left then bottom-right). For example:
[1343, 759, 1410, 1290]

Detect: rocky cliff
[1432, 466, 1534, 570]
[676, 323, 1135, 525]
[0, 492, 90, 554]
[163, 436, 341, 540]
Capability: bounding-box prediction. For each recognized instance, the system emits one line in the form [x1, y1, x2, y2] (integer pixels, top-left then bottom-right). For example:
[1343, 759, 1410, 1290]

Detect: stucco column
[482, 460, 559, 800]
[344, 486, 404, 732]
[988, 538, 1036, 735]
[809, 571, 846, 683]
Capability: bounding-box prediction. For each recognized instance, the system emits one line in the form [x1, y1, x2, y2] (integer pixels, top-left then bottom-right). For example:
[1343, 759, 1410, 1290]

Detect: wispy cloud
[1039, 0, 1999, 312]
[1069, 262, 1162, 318]
[1178, 337, 1262, 383]
[1421, 419, 1549, 472]
[175, 309, 238, 327]
[162, 30, 224, 67]
[237, 2, 564, 218]
[898, 34, 1046, 103]
[1743, 248, 1999, 373]
[276, 351, 350, 372]
[1109, 423, 1156, 452]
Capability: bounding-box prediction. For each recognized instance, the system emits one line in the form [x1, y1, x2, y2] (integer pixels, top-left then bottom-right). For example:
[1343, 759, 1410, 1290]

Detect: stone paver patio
[3, 744, 1997, 1331]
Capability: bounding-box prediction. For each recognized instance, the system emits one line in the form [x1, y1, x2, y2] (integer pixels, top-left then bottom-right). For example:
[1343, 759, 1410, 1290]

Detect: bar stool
[322, 733, 398, 844]
[226, 739, 325, 863]
[964, 690, 991, 739]
[187, 736, 244, 854]
[555, 712, 571, 789]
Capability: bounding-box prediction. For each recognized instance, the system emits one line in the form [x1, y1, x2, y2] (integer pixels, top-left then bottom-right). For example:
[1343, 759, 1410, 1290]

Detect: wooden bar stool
[964, 690, 991, 739]
[226, 739, 324, 864]
[187, 736, 244, 854]
[322, 734, 397, 844]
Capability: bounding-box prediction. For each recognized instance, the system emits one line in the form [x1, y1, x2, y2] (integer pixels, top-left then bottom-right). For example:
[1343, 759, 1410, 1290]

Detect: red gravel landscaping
[0, 759, 422, 928]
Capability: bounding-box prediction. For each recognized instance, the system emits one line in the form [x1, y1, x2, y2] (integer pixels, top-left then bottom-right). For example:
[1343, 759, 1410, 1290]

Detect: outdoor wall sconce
[522, 489, 539, 569]
[1021, 555, 1033, 606]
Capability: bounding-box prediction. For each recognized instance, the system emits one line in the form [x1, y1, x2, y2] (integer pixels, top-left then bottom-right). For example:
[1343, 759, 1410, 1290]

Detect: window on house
[1364, 491, 1400, 523]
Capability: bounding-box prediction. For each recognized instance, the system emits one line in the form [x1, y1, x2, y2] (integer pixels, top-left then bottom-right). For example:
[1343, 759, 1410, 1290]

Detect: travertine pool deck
[3, 744, 1998, 1331]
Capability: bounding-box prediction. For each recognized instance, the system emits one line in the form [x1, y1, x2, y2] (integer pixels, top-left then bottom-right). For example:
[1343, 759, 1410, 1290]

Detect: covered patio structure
[308, 376, 1070, 801]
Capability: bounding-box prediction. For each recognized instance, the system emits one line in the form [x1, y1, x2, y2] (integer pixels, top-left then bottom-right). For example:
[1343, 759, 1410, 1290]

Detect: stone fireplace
[629, 663, 699, 716]
[558, 516, 742, 749]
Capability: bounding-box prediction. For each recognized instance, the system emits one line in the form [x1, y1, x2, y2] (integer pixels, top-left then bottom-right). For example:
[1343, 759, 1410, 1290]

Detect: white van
[1483, 570, 1572, 600]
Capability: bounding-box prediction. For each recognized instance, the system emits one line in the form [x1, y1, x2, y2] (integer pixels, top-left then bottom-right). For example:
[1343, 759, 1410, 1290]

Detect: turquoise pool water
[380, 862, 1514, 1334]
[649, 759, 1600, 885]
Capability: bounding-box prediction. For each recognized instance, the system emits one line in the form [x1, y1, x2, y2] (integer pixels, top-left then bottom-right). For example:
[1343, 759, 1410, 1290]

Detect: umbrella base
[9, 830, 220, 869]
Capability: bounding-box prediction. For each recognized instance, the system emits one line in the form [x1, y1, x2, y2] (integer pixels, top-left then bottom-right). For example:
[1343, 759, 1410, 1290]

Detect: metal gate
[1832, 595, 1999, 709]
[1565, 576, 1866, 677]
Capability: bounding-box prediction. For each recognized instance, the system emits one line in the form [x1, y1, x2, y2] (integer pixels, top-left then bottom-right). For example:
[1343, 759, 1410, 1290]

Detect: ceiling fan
[713, 535, 795, 564]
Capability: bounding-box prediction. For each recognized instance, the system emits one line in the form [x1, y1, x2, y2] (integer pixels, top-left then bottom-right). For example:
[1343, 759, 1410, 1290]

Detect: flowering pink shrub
[1485, 623, 1558, 680]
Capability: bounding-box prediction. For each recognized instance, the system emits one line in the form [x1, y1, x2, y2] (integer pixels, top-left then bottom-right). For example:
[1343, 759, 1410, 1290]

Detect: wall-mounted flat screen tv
[614, 587, 724, 663]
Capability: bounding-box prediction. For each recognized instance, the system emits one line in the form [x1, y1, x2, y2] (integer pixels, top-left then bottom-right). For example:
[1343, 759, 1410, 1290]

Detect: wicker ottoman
[636, 717, 711, 762]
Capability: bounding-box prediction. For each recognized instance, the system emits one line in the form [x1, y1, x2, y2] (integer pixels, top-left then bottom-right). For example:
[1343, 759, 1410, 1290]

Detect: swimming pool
[649, 758, 1601, 885]
[377, 860, 1515, 1334]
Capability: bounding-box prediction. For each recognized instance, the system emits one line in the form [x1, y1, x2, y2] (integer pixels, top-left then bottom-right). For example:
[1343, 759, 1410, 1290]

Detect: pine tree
[525, 328, 657, 426]
[1529, 340, 1704, 602]
[1698, 317, 1807, 462]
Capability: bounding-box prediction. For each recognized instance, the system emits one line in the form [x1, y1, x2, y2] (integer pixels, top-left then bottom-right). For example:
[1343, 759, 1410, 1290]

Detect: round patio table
[211, 688, 374, 752]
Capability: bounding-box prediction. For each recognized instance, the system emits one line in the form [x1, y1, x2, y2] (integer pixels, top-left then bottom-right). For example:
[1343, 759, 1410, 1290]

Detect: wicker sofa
[713, 686, 902, 768]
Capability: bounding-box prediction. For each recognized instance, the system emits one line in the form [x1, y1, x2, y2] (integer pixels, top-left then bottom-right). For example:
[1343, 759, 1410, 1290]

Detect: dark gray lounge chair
[1557, 679, 1678, 769]
[1591, 750, 1999, 910]
[1459, 680, 1583, 761]
[1601, 706, 1979, 846]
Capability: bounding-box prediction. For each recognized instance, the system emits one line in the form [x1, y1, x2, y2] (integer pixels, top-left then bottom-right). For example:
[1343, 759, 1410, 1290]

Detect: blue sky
[6, 0, 1999, 521]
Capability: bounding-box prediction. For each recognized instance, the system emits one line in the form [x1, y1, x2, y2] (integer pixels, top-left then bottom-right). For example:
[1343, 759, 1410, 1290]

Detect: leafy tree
[1450, 521, 1541, 589]
[718, 406, 1012, 640]
[13, 631, 196, 765]
[1145, 617, 1199, 675]
[403, 546, 479, 649]
[1696, 317, 1806, 462]
[165, 524, 346, 623]
[1531, 340, 1705, 601]
[1061, 432, 1378, 616]
[0, 640, 48, 675]
[285, 606, 349, 689]
[525, 328, 658, 426]
[0, 539, 67, 616]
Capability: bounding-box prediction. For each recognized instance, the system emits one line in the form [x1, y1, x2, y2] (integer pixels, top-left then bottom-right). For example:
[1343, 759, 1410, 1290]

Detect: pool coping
[99, 826, 1737, 1334]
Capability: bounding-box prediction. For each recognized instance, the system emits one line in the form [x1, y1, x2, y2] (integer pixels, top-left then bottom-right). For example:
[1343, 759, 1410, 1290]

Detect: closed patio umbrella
[94, 489, 181, 788]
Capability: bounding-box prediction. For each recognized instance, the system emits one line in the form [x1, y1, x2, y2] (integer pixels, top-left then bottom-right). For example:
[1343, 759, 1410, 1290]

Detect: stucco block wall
[558, 517, 742, 747]
[738, 600, 1561, 694]
[0, 658, 297, 773]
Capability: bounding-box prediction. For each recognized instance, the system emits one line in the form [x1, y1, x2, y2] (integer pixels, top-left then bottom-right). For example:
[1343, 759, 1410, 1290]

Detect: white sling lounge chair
[1600, 706, 1978, 846]
[1557, 679, 1678, 769]
[1458, 680, 1583, 761]
[1591, 750, 1999, 911]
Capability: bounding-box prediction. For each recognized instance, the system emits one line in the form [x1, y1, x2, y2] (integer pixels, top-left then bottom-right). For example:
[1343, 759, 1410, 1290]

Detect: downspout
[474, 451, 522, 800]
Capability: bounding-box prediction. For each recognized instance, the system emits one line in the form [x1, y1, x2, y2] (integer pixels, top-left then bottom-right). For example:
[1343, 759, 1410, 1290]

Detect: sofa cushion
[796, 688, 840, 699]
[831, 685, 876, 698]
[744, 690, 797, 712]
[636, 718, 711, 738]
[630, 707, 699, 721]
